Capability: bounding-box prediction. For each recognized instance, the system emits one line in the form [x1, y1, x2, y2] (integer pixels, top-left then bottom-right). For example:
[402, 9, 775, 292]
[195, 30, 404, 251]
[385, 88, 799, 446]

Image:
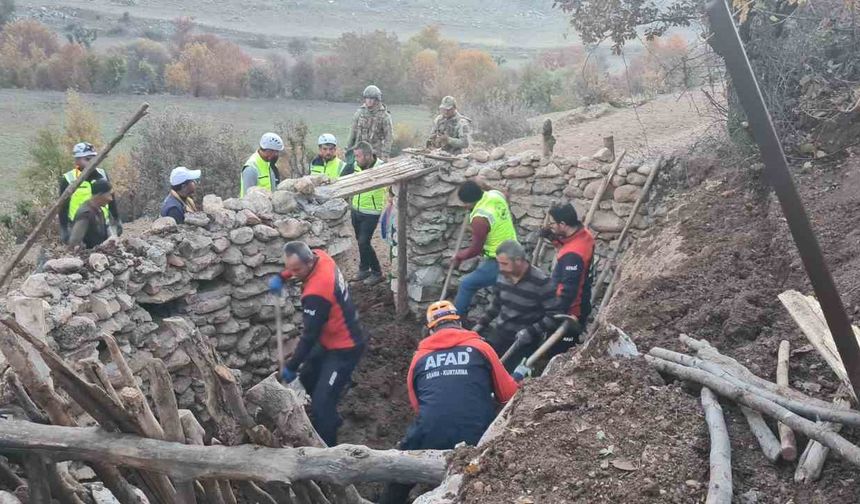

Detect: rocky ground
[452, 146, 860, 503]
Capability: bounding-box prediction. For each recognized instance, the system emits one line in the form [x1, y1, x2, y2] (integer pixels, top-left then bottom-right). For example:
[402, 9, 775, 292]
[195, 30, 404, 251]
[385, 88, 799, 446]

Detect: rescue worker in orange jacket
[379, 301, 519, 504]
[268, 241, 365, 446]
[542, 203, 595, 358]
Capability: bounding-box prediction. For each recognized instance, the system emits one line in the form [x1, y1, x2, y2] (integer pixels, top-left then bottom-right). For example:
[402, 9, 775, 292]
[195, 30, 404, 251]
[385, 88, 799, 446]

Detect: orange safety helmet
[426, 300, 460, 329]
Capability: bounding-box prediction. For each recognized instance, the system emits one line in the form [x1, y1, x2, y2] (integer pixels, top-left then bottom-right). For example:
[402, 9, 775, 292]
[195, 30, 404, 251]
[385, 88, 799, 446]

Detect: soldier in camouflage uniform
[347, 85, 394, 161]
[427, 96, 471, 155]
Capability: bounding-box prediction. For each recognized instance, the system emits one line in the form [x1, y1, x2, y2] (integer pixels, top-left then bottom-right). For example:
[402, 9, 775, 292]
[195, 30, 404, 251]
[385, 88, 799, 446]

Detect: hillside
[17, 0, 571, 49]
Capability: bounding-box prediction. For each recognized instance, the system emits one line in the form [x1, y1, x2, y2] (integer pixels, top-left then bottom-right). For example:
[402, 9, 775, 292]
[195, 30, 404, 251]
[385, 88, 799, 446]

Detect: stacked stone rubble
[399, 147, 667, 314]
[5, 178, 353, 419]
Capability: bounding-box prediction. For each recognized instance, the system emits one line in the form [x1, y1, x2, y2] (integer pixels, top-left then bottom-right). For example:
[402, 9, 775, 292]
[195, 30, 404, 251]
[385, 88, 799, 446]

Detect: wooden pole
[530, 212, 551, 266]
[148, 359, 198, 504]
[776, 340, 798, 461]
[646, 355, 860, 468]
[584, 149, 627, 229]
[593, 156, 662, 300]
[22, 455, 52, 504]
[700, 387, 732, 504]
[0, 420, 449, 486]
[0, 103, 149, 289]
[602, 135, 616, 161]
[440, 212, 469, 302]
[739, 406, 781, 463]
[541, 119, 556, 159]
[795, 397, 850, 483]
[648, 347, 860, 425]
[396, 182, 409, 318]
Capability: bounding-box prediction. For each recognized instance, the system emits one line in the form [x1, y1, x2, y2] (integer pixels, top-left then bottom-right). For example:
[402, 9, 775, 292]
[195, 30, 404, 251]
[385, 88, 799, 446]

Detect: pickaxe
[511, 314, 580, 381]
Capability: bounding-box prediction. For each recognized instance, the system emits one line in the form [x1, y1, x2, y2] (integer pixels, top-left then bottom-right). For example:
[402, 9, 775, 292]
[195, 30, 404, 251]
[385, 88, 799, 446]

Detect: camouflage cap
[439, 96, 457, 110]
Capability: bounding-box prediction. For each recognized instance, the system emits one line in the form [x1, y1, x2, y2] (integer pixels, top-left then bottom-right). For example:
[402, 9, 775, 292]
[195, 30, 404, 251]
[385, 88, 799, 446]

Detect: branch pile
[646, 334, 859, 502]
[0, 316, 445, 503]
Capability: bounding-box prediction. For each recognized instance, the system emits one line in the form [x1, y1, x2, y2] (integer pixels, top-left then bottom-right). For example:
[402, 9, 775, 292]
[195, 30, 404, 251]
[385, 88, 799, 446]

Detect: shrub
[468, 89, 534, 146]
[121, 39, 170, 92]
[142, 28, 166, 42]
[62, 90, 103, 150]
[34, 43, 99, 91]
[165, 37, 252, 97]
[95, 53, 127, 93]
[290, 58, 314, 99]
[128, 110, 248, 217]
[64, 23, 98, 48]
[0, 19, 60, 87]
[332, 30, 406, 102]
[274, 119, 309, 178]
[391, 123, 424, 156]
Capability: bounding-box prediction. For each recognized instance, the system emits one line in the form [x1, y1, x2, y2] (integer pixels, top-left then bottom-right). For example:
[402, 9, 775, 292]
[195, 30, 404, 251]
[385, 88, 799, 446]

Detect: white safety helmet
[317, 133, 337, 146]
[73, 142, 98, 159]
[259, 132, 285, 152]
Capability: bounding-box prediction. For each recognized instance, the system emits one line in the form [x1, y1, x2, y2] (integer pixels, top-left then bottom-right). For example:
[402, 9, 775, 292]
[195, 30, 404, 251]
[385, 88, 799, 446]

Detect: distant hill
[16, 0, 573, 48]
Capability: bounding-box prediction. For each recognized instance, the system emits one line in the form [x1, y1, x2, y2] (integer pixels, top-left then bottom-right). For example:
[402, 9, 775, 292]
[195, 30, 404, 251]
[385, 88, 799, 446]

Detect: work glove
[515, 328, 534, 346]
[281, 367, 298, 384]
[513, 364, 531, 382]
[268, 275, 284, 294]
[539, 227, 555, 240]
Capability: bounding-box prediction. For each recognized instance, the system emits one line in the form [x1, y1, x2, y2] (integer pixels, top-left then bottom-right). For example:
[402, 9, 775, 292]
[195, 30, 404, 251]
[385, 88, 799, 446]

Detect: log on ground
[0, 420, 448, 486]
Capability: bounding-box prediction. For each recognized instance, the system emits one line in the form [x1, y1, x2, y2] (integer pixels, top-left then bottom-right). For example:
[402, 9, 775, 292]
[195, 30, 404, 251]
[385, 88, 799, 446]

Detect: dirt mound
[452, 150, 860, 502]
[457, 357, 710, 503]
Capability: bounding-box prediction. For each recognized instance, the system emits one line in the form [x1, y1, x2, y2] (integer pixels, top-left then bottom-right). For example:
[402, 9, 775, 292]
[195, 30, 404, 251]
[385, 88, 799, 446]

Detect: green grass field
[0, 89, 432, 211]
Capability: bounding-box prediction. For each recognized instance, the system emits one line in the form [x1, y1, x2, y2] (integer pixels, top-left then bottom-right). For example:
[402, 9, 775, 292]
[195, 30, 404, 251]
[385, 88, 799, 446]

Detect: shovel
[512, 314, 581, 380]
[274, 291, 307, 394]
[440, 211, 470, 301]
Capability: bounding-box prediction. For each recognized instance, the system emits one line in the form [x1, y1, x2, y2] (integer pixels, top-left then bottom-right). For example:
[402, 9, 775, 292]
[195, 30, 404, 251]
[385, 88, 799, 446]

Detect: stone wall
[397, 147, 668, 313]
[4, 177, 353, 418]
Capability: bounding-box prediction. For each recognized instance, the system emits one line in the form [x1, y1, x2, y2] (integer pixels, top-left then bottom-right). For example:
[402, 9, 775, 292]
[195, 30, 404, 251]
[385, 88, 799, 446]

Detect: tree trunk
[0, 420, 449, 486]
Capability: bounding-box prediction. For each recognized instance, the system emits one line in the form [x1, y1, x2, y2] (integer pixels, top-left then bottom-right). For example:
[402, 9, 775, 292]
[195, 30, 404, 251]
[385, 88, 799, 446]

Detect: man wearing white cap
[240, 132, 284, 197]
[309, 133, 345, 179]
[59, 142, 123, 243]
[161, 167, 201, 224]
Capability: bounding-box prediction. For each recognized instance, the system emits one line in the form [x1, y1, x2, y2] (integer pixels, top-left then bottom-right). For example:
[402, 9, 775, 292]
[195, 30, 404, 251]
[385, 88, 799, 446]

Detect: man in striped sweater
[472, 240, 561, 372]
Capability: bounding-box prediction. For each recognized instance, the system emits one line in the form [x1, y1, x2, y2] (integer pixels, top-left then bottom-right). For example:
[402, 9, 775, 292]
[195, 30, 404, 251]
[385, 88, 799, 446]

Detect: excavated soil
[453, 149, 860, 503]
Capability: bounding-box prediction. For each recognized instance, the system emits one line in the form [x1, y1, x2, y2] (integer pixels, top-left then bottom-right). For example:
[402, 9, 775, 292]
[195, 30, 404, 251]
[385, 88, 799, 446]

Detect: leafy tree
[333, 30, 406, 101]
[553, 0, 699, 54]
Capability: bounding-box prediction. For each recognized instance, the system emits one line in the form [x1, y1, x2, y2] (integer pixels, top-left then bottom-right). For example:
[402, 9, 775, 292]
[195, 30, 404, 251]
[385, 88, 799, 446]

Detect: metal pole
[707, 0, 860, 400]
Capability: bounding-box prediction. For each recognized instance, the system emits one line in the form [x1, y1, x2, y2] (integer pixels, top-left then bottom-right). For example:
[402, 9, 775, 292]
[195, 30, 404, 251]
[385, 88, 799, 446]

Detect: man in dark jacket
[543, 203, 595, 357]
[268, 241, 365, 446]
[472, 240, 560, 372]
[379, 300, 519, 504]
[68, 179, 114, 250]
[160, 166, 201, 224]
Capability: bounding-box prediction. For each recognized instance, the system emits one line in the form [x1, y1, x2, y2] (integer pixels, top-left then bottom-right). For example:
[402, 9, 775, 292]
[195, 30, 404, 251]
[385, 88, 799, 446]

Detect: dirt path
[504, 91, 722, 160]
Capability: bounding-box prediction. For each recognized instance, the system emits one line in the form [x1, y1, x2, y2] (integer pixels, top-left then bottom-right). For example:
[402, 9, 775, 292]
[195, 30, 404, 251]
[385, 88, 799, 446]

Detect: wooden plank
[396, 182, 409, 318]
[778, 290, 860, 401]
[0, 420, 449, 486]
[316, 158, 434, 200]
[584, 149, 627, 229]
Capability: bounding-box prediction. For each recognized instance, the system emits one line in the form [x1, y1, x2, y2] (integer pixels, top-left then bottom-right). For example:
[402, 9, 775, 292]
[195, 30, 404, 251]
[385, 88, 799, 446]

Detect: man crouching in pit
[268, 241, 365, 446]
[378, 301, 519, 504]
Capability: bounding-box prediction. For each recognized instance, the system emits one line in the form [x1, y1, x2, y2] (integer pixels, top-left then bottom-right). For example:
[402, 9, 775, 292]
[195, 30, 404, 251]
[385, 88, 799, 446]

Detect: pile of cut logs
[0, 316, 446, 504]
[647, 333, 859, 504]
